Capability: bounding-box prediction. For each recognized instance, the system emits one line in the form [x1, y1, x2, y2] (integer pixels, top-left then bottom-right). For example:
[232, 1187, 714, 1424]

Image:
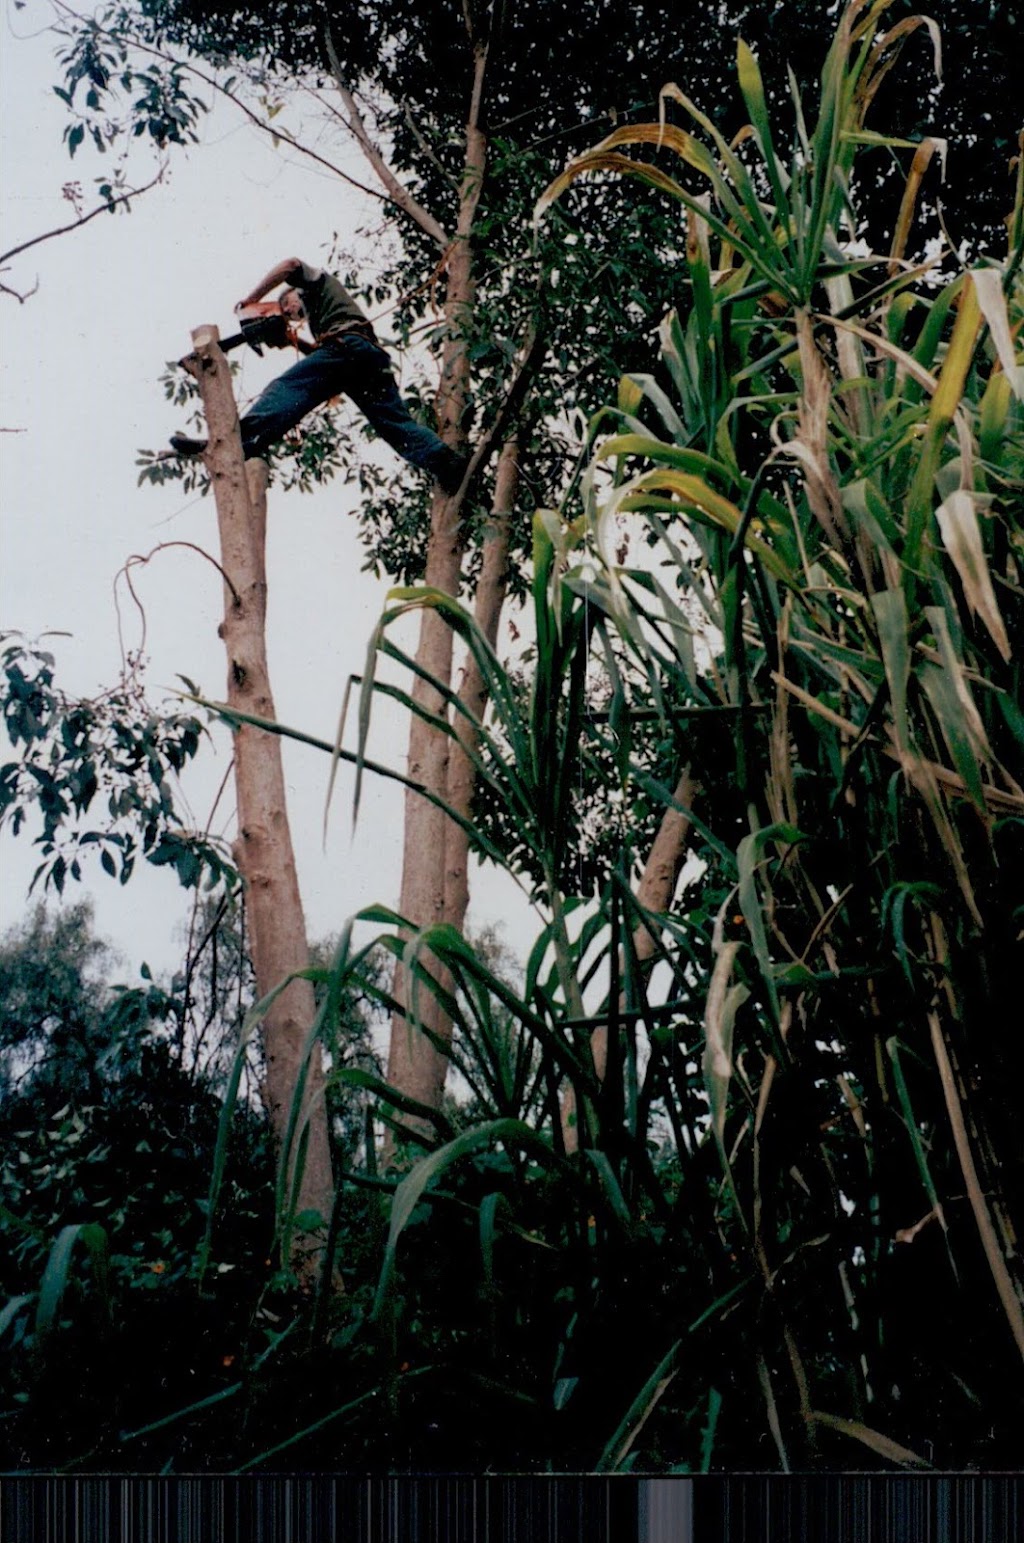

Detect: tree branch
[49, 0, 389, 208]
[458, 309, 547, 495]
[0, 167, 166, 271]
[402, 98, 460, 191]
[0, 280, 40, 304]
[322, 28, 449, 250]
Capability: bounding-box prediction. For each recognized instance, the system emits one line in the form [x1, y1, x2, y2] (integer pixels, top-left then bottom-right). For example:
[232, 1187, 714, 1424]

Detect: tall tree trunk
[385, 41, 490, 1121]
[563, 767, 700, 1152]
[443, 435, 521, 936]
[186, 326, 334, 1243]
[326, 30, 545, 1134]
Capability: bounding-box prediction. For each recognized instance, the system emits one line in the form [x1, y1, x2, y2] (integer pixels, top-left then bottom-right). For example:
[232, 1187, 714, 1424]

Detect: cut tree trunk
[186, 325, 334, 1247]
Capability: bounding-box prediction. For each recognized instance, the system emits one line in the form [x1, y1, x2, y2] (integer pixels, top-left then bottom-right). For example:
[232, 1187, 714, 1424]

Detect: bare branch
[0, 278, 40, 304]
[458, 309, 547, 494]
[323, 26, 449, 249]
[0, 168, 166, 271]
[403, 99, 460, 190]
[445, 39, 489, 253]
[119, 541, 242, 610]
[466, 38, 489, 146]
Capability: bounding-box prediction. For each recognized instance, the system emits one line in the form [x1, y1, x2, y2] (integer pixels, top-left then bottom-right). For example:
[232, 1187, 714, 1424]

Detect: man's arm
[237, 257, 304, 307]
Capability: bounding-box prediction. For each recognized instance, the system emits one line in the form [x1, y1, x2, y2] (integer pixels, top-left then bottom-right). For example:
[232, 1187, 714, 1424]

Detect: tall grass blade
[927, 1008, 1024, 1367]
[595, 1337, 681, 1472]
[35, 1222, 110, 1340]
[809, 1409, 930, 1467]
[373, 1121, 564, 1319]
[935, 491, 1011, 662]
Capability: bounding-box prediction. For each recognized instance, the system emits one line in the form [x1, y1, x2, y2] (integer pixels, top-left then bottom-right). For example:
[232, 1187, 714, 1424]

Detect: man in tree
[170, 256, 469, 493]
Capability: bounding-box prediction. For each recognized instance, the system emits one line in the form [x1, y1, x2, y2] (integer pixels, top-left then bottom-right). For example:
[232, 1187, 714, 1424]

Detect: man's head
[279, 286, 306, 322]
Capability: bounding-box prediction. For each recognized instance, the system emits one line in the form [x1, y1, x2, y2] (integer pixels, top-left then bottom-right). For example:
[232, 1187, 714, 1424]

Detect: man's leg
[238, 348, 347, 459]
[339, 337, 468, 492]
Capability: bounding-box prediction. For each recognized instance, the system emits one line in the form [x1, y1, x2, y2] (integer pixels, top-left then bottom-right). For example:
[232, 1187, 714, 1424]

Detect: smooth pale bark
[562, 767, 700, 1152]
[624, 769, 700, 962]
[186, 326, 334, 1239]
[443, 436, 521, 937]
[384, 42, 489, 1120]
[321, 19, 547, 1129]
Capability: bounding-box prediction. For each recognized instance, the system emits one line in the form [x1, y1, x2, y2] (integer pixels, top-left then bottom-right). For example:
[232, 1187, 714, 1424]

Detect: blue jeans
[239, 333, 463, 486]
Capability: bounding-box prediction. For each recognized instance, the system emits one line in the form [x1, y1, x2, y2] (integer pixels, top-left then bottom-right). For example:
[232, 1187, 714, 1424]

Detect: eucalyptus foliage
[0, 635, 234, 895]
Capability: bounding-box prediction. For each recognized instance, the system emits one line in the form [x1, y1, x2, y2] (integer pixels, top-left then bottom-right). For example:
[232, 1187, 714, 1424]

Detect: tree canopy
[139, 0, 1019, 249]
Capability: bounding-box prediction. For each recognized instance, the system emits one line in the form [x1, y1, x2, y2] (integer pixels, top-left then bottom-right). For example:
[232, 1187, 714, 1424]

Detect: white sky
[0, 6, 535, 978]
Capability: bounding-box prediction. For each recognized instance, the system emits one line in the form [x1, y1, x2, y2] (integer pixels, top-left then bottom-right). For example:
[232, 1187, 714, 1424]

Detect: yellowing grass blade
[535, 151, 691, 218]
[972, 268, 1024, 400]
[809, 1409, 931, 1467]
[889, 137, 944, 276]
[979, 372, 1014, 465]
[628, 469, 794, 582]
[617, 376, 645, 416]
[703, 938, 749, 1158]
[906, 275, 983, 564]
[935, 490, 1011, 662]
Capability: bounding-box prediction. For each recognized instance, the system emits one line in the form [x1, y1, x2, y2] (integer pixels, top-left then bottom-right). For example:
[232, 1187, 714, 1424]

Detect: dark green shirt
[296, 262, 371, 342]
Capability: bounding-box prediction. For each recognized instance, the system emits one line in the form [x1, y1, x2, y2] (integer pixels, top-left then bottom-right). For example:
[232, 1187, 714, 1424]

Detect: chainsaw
[161, 302, 302, 460]
[219, 300, 300, 355]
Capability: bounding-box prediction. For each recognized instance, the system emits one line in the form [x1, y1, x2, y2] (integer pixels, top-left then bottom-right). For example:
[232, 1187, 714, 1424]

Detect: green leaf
[736, 823, 802, 1029]
[334, 1066, 455, 1139]
[918, 609, 989, 811]
[373, 1120, 562, 1318]
[36, 1222, 110, 1339]
[479, 1191, 508, 1301]
[700, 1386, 723, 1473]
[595, 1337, 681, 1471]
[886, 1036, 956, 1278]
[553, 1377, 579, 1411]
[703, 939, 748, 1159]
[871, 587, 911, 755]
[584, 1149, 634, 1231]
[0, 1295, 33, 1340]
[736, 40, 789, 219]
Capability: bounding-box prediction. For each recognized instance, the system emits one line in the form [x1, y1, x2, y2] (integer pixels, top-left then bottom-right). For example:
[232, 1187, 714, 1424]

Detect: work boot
[436, 449, 470, 495]
[169, 433, 208, 457]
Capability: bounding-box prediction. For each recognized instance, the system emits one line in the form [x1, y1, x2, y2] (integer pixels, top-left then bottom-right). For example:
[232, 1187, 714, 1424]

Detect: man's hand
[269, 325, 302, 350]
[237, 258, 304, 308]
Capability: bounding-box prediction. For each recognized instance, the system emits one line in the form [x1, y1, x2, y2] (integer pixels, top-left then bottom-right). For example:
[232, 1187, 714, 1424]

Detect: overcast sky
[0, 4, 535, 978]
